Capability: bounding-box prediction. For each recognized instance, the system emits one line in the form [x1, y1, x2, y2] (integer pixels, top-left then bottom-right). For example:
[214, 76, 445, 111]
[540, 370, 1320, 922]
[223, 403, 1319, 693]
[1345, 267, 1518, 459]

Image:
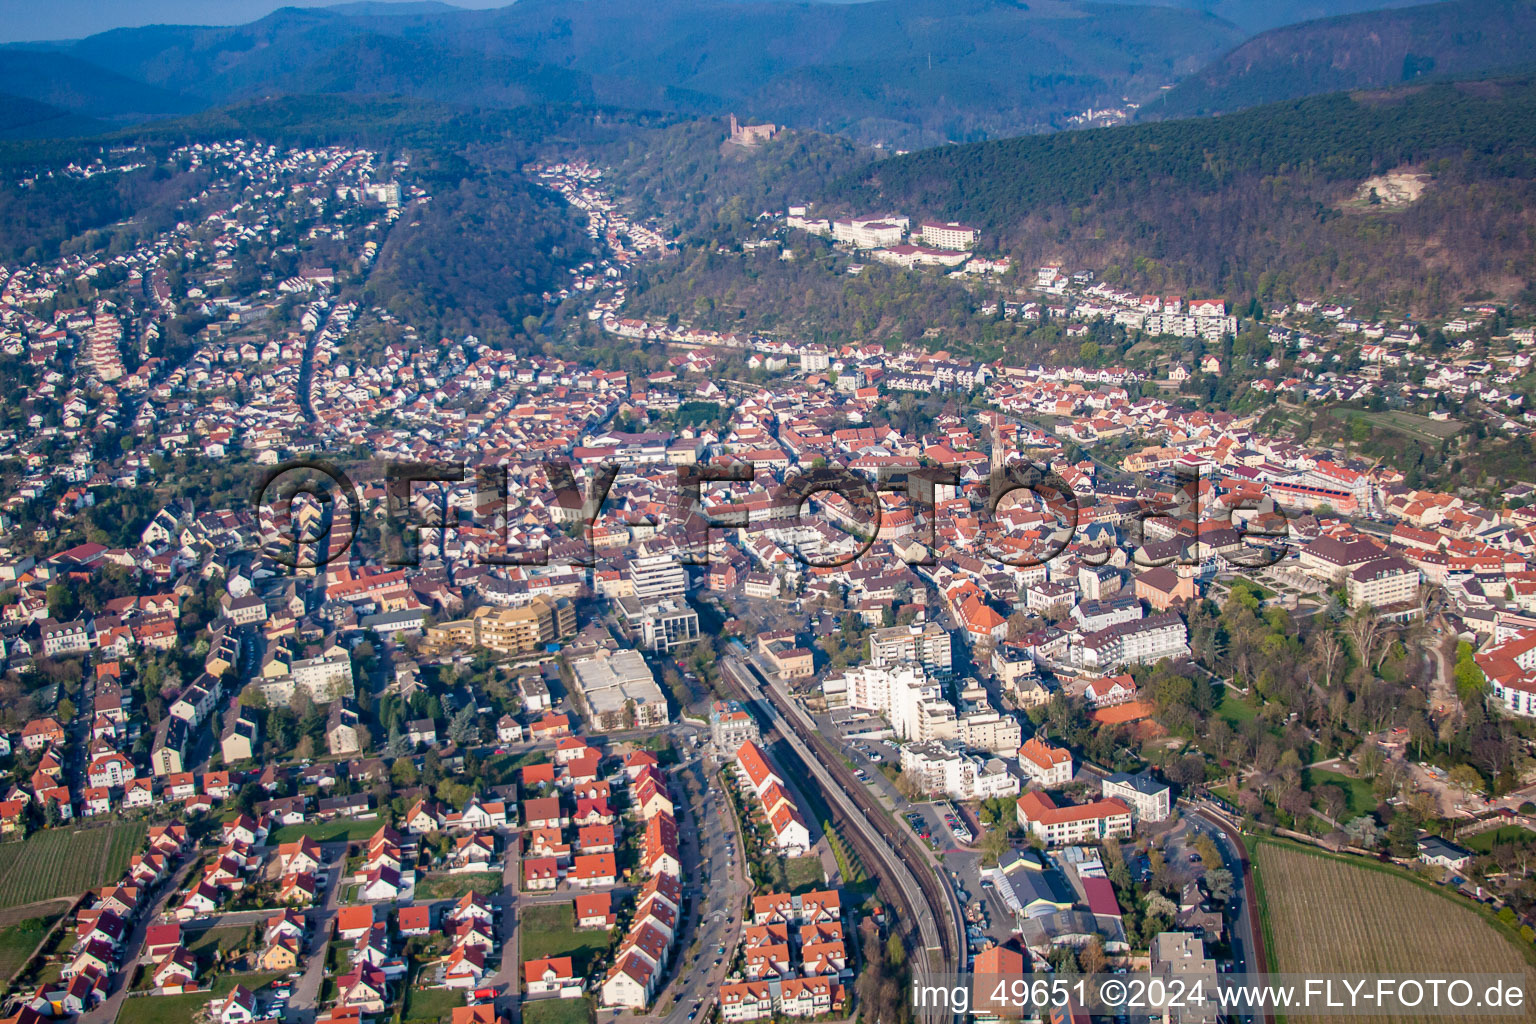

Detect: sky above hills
[0, 0, 505, 42]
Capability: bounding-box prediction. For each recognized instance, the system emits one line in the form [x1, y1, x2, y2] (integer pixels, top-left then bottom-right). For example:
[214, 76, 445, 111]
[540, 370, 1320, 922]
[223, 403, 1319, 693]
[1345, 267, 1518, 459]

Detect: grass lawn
[187, 924, 256, 958]
[519, 903, 608, 975]
[1364, 409, 1463, 441]
[0, 913, 58, 981]
[269, 819, 382, 843]
[1208, 784, 1238, 805]
[523, 998, 594, 1024]
[0, 822, 146, 909]
[414, 872, 502, 900]
[403, 984, 465, 1022]
[1214, 691, 1259, 729]
[1252, 839, 1536, 1024]
[118, 992, 214, 1024]
[785, 855, 824, 893]
[212, 972, 282, 995]
[1462, 826, 1536, 854]
[1304, 768, 1377, 816]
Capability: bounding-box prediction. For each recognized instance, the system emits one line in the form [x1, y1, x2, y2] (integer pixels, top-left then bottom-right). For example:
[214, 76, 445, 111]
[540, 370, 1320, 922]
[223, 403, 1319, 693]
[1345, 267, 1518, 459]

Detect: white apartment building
[1474, 629, 1536, 718]
[958, 710, 1022, 754]
[832, 216, 908, 249]
[899, 742, 1020, 801]
[261, 651, 355, 707]
[1101, 770, 1172, 821]
[840, 664, 956, 742]
[868, 621, 953, 678]
[1151, 933, 1219, 1024]
[918, 221, 979, 250]
[1016, 792, 1132, 846]
[628, 550, 688, 603]
[1345, 556, 1420, 611]
[1077, 613, 1190, 670]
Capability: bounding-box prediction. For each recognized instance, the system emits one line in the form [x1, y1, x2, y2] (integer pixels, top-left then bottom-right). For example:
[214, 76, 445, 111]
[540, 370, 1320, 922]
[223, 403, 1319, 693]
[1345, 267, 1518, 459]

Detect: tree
[1342, 608, 1385, 669]
[384, 722, 408, 759]
[447, 704, 479, 746]
[1079, 937, 1107, 976]
[1315, 784, 1347, 821]
[1448, 763, 1486, 796]
[1204, 867, 1234, 904]
[55, 697, 76, 724]
[390, 758, 419, 788]
[45, 583, 78, 622]
[1453, 641, 1488, 703]
[1308, 630, 1344, 688]
[1351, 816, 1388, 847]
[1145, 893, 1177, 922]
[978, 826, 1010, 868]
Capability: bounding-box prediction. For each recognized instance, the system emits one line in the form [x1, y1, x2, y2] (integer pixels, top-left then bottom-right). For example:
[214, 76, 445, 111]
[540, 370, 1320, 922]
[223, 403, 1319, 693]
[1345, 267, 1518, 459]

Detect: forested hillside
[593, 119, 873, 243]
[838, 76, 1536, 311]
[1152, 0, 1536, 118]
[366, 171, 595, 343]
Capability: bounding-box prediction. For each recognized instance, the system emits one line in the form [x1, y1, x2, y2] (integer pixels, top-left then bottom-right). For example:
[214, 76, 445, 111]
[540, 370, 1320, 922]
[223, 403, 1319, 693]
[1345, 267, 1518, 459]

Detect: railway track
[718, 654, 964, 1010]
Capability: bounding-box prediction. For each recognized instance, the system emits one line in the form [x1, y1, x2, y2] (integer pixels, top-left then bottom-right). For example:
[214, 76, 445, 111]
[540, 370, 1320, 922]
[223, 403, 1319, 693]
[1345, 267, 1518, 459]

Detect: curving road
[1188, 803, 1272, 1024]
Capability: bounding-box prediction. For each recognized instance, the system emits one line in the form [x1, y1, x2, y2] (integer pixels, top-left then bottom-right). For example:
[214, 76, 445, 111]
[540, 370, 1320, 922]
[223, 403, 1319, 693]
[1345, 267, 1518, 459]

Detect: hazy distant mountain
[1110, 0, 1436, 35]
[322, 1, 463, 13]
[0, 49, 201, 126]
[4, 0, 1247, 145]
[0, 92, 109, 138]
[1151, 0, 1536, 118]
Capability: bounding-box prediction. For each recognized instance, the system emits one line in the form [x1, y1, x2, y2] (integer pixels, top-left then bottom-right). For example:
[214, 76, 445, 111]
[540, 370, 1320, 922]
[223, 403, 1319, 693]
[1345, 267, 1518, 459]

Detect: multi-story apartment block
[958, 710, 1022, 754]
[1077, 613, 1190, 670]
[1344, 556, 1420, 613]
[710, 701, 761, 753]
[1015, 791, 1131, 845]
[838, 664, 956, 742]
[918, 221, 979, 250]
[868, 621, 953, 679]
[627, 550, 689, 604]
[899, 742, 1020, 801]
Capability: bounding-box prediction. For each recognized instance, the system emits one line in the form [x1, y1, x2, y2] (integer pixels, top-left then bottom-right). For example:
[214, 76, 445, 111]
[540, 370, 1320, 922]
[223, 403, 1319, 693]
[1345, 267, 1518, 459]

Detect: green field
[1364, 409, 1464, 441]
[0, 822, 146, 909]
[1461, 826, 1536, 854]
[269, 819, 382, 843]
[1303, 767, 1378, 816]
[1214, 691, 1259, 729]
[523, 998, 594, 1024]
[1253, 840, 1536, 1024]
[403, 983, 465, 1022]
[414, 872, 502, 900]
[0, 913, 58, 980]
[118, 991, 215, 1024]
[186, 924, 257, 960]
[785, 855, 824, 893]
[116, 973, 281, 1024]
[519, 903, 609, 977]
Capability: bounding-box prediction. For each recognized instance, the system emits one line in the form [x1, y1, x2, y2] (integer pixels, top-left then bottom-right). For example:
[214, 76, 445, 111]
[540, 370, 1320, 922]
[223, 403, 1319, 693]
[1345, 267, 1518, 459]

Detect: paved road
[1189, 803, 1270, 1024]
[80, 858, 196, 1024]
[281, 841, 348, 1023]
[649, 759, 750, 1024]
